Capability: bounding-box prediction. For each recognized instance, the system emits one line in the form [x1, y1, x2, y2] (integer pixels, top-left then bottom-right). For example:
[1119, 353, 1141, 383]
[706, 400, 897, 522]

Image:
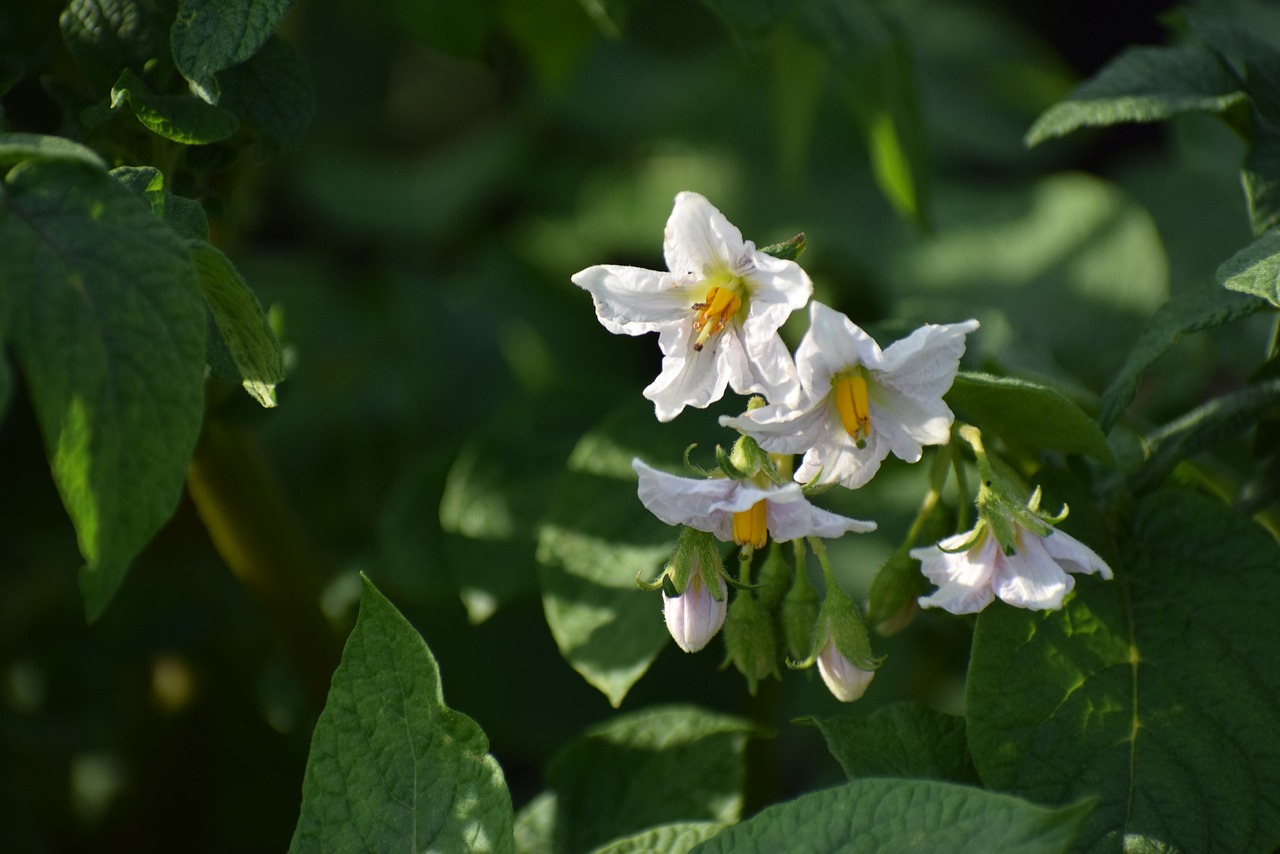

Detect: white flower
[663, 571, 728, 653]
[722, 302, 978, 489]
[633, 459, 875, 548]
[816, 637, 875, 702]
[572, 192, 812, 421]
[912, 522, 1113, 614]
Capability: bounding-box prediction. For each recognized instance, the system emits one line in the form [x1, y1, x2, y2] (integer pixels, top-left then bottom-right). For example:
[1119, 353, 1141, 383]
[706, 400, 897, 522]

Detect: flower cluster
[572, 192, 1113, 702]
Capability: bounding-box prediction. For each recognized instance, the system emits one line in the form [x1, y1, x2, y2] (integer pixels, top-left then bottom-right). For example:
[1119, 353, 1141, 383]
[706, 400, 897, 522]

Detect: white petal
[1041, 529, 1114, 579]
[795, 417, 892, 490]
[633, 459, 741, 539]
[739, 256, 813, 339]
[663, 192, 744, 278]
[740, 332, 802, 406]
[870, 384, 954, 462]
[914, 532, 999, 615]
[643, 323, 732, 421]
[993, 530, 1074, 611]
[817, 638, 875, 702]
[720, 398, 827, 457]
[795, 302, 885, 393]
[571, 265, 693, 336]
[766, 490, 876, 541]
[664, 572, 728, 653]
[878, 320, 979, 399]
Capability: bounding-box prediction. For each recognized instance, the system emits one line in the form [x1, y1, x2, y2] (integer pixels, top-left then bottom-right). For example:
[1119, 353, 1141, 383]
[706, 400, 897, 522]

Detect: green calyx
[958, 425, 1070, 556]
[789, 539, 882, 672]
[639, 526, 725, 600]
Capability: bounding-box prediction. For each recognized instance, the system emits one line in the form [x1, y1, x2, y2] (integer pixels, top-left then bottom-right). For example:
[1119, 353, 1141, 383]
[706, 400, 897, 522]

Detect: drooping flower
[912, 518, 1113, 614]
[912, 425, 1114, 614]
[664, 570, 729, 653]
[572, 192, 812, 421]
[722, 301, 978, 489]
[632, 458, 875, 548]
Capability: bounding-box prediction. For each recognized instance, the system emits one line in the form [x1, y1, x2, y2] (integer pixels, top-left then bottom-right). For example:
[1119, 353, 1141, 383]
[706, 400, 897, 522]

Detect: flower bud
[722, 591, 780, 694]
[663, 571, 728, 653]
[816, 637, 875, 702]
[781, 567, 819, 662]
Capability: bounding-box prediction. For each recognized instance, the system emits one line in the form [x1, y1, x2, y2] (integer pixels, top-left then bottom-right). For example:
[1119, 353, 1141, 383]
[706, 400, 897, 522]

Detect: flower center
[731, 500, 768, 549]
[833, 371, 871, 447]
[691, 284, 743, 352]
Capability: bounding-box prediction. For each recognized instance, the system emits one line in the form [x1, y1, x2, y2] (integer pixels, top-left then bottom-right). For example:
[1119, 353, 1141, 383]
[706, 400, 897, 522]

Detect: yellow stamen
[732, 500, 768, 549]
[833, 372, 871, 447]
[691, 286, 742, 351]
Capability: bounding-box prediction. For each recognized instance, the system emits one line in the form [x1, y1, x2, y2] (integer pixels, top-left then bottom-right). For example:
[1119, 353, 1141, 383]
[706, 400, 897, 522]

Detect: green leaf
[289, 574, 515, 853]
[217, 35, 314, 158]
[170, 0, 293, 104]
[1243, 113, 1280, 237]
[690, 778, 1093, 853]
[966, 489, 1280, 853]
[110, 67, 240, 144]
[1098, 286, 1267, 432]
[947, 372, 1113, 461]
[1217, 228, 1280, 307]
[440, 436, 556, 624]
[0, 159, 205, 620]
[1135, 378, 1280, 491]
[110, 165, 210, 240]
[190, 242, 284, 407]
[1025, 45, 1245, 147]
[0, 132, 105, 169]
[542, 705, 754, 854]
[805, 701, 979, 784]
[536, 398, 707, 706]
[59, 0, 162, 91]
[590, 822, 725, 854]
[1189, 13, 1280, 127]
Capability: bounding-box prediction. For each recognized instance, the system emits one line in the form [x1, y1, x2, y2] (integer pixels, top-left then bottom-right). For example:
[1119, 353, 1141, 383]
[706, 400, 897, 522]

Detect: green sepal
[781, 543, 820, 661]
[682, 443, 715, 477]
[802, 577, 882, 673]
[722, 590, 781, 695]
[655, 526, 725, 600]
[758, 232, 807, 262]
[755, 541, 792, 615]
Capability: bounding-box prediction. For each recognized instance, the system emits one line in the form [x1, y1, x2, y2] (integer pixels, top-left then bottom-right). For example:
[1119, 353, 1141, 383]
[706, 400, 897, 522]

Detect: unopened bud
[664, 572, 728, 653]
[722, 591, 780, 694]
[816, 637, 875, 702]
[781, 568, 820, 661]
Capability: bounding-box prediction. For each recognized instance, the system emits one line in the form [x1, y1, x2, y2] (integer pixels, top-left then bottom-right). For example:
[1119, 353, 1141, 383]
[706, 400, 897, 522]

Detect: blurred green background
[2, 0, 1277, 849]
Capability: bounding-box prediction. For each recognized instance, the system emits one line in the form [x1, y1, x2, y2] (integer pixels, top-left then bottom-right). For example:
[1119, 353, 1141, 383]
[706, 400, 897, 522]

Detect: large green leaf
[591, 822, 725, 854]
[1098, 285, 1267, 432]
[217, 35, 314, 158]
[947, 372, 1112, 461]
[0, 158, 205, 620]
[541, 705, 754, 854]
[691, 778, 1093, 853]
[59, 0, 162, 91]
[110, 165, 209, 241]
[536, 399, 715, 706]
[0, 132, 105, 169]
[290, 575, 515, 853]
[170, 0, 293, 104]
[190, 242, 285, 407]
[1025, 45, 1245, 147]
[110, 67, 239, 144]
[1242, 113, 1280, 237]
[805, 701, 978, 784]
[1216, 228, 1280, 308]
[967, 489, 1280, 853]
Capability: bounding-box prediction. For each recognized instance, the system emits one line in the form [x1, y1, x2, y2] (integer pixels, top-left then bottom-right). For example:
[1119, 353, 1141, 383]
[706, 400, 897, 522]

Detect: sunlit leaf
[591, 822, 725, 854]
[290, 575, 515, 853]
[947, 372, 1112, 461]
[690, 778, 1093, 853]
[967, 489, 1280, 853]
[805, 701, 978, 784]
[110, 165, 209, 240]
[1025, 45, 1245, 147]
[170, 0, 293, 104]
[190, 242, 285, 407]
[542, 705, 753, 854]
[0, 159, 205, 620]
[1217, 228, 1280, 308]
[110, 68, 239, 144]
